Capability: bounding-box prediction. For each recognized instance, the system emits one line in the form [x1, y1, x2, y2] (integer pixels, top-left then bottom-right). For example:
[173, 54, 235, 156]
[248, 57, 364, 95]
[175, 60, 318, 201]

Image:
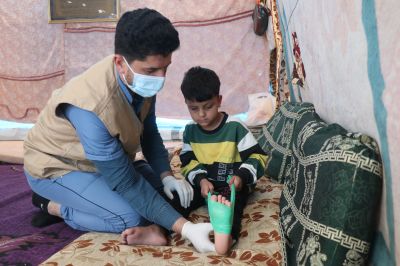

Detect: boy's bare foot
[121, 224, 168, 246]
[210, 195, 233, 255]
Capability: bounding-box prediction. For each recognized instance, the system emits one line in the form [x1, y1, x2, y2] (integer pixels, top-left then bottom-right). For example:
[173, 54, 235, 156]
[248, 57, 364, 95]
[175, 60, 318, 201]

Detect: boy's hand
[228, 175, 243, 191]
[200, 179, 214, 198]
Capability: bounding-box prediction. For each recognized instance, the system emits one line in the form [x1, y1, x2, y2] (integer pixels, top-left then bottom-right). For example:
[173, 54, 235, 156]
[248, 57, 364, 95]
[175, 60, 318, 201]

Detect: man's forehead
[133, 55, 171, 69]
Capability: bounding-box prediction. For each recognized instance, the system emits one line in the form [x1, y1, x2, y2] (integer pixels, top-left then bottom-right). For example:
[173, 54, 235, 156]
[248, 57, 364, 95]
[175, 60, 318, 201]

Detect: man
[23, 8, 215, 253]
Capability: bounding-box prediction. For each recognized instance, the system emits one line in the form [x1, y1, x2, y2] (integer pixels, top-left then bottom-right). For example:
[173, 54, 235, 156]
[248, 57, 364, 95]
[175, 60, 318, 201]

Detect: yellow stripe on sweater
[191, 141, 242, 164]
[249, 153, 268, 168]
[181, 160, 201, 176]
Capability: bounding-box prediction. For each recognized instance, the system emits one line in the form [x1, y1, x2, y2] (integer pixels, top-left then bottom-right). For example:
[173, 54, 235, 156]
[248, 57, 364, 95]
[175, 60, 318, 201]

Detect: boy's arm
[235, 125, 268, 185]
[179, 128, 208, 187]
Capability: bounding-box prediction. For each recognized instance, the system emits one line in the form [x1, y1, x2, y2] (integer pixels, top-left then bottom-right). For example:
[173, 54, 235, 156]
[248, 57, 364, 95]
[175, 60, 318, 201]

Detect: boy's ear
[218, 95, 222, 106]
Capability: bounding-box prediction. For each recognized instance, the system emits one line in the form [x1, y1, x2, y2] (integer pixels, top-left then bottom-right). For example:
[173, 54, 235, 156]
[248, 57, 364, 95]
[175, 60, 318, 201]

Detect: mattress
[0, 115, 248, 164]
[40, 149, 283, 265]
[0, 120, 33, 141]
[41, 176, 283, 265]
[0, 141, 24, 164]
[0, 118, 191, 164]
[0, 118, 191, 142]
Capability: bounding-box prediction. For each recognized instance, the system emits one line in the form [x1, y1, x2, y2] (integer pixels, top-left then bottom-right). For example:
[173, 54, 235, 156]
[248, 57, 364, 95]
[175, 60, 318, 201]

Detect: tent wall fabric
[0, 1, 270, 122]
[271, 0, 400, 264]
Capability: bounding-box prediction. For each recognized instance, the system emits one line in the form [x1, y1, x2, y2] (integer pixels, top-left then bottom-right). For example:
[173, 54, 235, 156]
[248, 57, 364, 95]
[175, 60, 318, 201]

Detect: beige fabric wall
[0, 1, 270, 122]
[0, 1, 65, 122]
[274, 0, 399, 264]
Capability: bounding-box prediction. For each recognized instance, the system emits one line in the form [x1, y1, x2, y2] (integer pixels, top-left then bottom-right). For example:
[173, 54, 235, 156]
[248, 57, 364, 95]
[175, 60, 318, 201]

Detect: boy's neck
[199, 112, 225, 132]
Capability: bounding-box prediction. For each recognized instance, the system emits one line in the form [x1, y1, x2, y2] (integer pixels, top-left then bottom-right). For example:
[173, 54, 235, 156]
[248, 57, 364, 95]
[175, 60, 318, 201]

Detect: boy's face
[185, 95, 222, 131]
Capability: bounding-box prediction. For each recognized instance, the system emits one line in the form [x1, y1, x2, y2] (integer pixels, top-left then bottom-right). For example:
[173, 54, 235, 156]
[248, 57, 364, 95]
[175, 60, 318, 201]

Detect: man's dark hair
[181, 66, 221, 102]
[115, 8, 180, 61]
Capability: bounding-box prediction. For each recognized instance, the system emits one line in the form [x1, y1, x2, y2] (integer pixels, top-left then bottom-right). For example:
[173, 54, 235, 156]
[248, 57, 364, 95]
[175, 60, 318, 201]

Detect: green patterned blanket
[255, 102, 382, 265]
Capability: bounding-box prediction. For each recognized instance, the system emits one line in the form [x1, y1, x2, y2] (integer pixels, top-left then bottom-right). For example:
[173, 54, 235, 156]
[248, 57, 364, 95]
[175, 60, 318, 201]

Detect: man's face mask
[122, 57, 165, 97]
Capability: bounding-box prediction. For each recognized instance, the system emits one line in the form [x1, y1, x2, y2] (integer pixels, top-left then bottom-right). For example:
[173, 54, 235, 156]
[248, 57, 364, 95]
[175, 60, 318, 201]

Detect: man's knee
[105, 213, 144, 232]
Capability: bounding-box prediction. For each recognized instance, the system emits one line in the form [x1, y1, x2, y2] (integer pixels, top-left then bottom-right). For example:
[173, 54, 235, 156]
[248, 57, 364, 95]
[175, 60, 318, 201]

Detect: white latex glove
[162, 175, 194, 208]
[181, 221, 215, 253]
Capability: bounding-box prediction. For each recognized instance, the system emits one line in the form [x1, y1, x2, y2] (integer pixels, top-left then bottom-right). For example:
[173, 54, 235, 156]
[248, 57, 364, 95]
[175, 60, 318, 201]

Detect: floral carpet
[42, 176, 283, 265]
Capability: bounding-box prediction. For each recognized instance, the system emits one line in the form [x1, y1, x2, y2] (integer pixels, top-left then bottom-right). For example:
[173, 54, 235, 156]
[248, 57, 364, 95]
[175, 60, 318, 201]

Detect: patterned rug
[0, 164, 82, 265]
[42, 177, 284, 265]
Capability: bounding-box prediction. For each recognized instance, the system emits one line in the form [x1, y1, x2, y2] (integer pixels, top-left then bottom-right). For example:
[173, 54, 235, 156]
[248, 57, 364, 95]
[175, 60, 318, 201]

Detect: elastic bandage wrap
[207, 182, 235, 234]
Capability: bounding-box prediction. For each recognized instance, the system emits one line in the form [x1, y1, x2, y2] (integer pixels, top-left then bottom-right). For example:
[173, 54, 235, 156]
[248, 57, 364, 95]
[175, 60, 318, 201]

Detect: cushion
[253, 101, 315, 183]
[279, 111, 382, 265]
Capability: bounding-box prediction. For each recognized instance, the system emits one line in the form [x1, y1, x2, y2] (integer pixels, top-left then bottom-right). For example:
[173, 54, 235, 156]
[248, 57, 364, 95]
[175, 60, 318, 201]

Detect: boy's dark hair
[181, 66, 221, 102]
[115, 8, 180, 61]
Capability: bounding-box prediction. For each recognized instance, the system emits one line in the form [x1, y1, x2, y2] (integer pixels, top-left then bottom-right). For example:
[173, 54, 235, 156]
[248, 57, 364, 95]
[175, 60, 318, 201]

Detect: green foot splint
[207, 177, 236, 234]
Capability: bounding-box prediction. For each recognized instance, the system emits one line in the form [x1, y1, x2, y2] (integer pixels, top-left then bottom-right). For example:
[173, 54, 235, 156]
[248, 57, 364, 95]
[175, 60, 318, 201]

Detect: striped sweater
[180, 113, 267, 189]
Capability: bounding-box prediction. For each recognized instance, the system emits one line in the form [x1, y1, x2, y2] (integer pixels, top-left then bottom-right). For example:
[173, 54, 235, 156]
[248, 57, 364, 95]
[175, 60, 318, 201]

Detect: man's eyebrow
[144, 67, 161, 71]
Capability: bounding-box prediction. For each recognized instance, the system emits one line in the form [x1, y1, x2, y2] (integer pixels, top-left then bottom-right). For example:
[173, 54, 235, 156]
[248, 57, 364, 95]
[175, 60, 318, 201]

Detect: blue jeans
[26, 161, 178, 233]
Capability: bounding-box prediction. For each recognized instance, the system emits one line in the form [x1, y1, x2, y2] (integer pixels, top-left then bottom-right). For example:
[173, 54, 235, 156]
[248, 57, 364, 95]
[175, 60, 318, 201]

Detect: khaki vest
[24, 55, 152, 178]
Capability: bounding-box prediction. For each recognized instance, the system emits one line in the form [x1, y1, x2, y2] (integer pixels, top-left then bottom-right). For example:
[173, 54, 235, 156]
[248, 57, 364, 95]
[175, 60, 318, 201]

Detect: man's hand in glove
[162, 175, 194, 208]
[181, 221, 215, 253]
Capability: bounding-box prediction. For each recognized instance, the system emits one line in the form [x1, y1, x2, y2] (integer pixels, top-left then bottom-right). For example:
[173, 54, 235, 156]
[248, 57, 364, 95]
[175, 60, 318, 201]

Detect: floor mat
[42, 176, 284, 265]
[0, 164, 82, 265]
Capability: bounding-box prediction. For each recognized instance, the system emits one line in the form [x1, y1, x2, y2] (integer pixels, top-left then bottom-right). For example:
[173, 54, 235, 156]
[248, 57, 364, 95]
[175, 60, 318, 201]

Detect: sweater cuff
[193, 173, 208, 188]
[234, 168, 253, 185]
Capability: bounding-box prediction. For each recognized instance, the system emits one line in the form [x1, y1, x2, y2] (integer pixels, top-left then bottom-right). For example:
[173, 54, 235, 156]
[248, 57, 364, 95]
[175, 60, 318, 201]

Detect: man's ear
[114, 55, 124, 72]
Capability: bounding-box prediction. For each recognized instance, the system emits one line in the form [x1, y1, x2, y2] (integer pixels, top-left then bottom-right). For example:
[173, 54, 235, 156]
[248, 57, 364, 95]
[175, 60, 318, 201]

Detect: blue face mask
[122, 57, 165, 97]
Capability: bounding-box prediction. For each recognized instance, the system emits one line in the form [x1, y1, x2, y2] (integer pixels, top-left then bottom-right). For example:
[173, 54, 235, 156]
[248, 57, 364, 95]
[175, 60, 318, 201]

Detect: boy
[179, 66, 268, 254]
